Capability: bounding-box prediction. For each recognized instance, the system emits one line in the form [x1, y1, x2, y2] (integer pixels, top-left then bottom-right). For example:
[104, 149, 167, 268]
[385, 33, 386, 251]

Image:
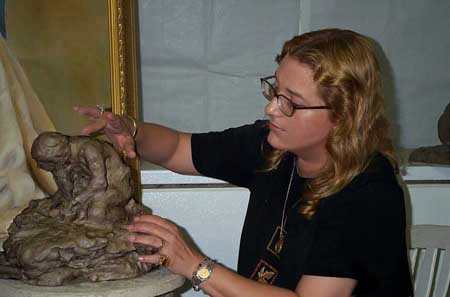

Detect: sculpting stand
[0, 268, 185, 297]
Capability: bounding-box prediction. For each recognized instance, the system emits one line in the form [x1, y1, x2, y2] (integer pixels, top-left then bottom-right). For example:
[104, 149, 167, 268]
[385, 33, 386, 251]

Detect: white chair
[409, 225, 450, 297]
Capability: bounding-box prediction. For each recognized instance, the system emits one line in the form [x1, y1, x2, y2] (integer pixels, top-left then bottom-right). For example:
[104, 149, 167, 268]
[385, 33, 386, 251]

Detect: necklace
[274, 157, 296, 255]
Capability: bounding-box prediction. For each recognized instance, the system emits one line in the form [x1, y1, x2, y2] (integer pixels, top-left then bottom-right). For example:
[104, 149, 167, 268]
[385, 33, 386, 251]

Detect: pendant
[274, 236, 284, 254]
[267, 225, 286, 257]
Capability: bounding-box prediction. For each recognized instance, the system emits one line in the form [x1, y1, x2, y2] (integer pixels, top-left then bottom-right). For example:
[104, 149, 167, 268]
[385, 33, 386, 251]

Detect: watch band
[191, 257, 217, 292]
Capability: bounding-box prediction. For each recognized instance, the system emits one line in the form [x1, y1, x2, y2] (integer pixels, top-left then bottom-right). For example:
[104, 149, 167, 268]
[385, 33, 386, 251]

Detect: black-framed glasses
[260, 75, 331, 117]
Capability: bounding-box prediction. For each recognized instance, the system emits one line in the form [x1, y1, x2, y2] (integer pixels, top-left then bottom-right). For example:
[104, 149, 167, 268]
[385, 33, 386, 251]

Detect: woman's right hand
[74, 105, 137, 158]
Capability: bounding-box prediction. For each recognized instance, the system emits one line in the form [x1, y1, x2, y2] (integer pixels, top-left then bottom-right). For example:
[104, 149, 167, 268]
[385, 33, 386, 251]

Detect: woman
[75, 29, 413, 296]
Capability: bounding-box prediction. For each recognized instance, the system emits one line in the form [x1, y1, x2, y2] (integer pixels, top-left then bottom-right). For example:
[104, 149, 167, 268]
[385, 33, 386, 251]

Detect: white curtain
[303, 0, 450, 148]
[139, 0, 450, 148]
[138, 0, 301, 133]
[0, 36, 56, 236]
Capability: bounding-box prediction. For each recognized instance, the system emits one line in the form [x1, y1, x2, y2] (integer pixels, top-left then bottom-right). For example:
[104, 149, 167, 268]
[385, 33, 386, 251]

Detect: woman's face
[264, 55, 333, 158]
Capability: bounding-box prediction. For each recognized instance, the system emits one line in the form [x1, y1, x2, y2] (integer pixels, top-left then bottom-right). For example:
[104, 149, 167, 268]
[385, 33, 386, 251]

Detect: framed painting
[4, 0, 141, 201]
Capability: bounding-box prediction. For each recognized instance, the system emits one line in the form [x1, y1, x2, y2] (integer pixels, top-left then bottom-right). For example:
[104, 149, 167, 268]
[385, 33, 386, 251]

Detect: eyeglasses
[260, 75, 331, 117]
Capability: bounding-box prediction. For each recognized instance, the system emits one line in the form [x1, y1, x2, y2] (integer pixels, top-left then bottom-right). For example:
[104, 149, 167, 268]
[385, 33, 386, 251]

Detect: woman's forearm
[198, 264, 298, 297]
[133, 122, 197, 174]
[134, 122, 180, 164]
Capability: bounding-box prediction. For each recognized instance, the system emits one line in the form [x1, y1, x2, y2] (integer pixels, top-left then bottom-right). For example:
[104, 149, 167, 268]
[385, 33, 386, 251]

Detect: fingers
[127, 215, 203, 276]
[74, 105, 102, 118]
[75, 106, 137, 152]
[123, 142, 137, 158]
[90, 109, 132, 136]
[128, 221, 173, 243]
[133, 215, 179, 233]
[127, 217, 174, 266]
[127, 215, 177, 249]
[137, 254, 161, 264]
[81, 120, 107, 136]
[107, 114, 127, 131]
[75, 105, 106, 135]
[128, 233, 163, 248]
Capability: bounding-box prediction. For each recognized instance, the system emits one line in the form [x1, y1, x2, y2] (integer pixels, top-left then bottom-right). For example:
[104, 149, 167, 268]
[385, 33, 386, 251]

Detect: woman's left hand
[127, 215, 204, 278]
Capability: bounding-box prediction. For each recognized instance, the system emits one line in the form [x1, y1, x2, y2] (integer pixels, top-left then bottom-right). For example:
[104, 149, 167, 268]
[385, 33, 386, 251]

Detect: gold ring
[96, 104, 105, 117]
[158, 254, 170, 267]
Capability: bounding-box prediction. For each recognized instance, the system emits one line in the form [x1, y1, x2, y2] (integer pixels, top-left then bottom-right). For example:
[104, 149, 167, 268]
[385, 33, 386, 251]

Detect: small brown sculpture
[409, 102, 450, 165]
[0, 132, 155, 286]
[438, 102, 449, 145]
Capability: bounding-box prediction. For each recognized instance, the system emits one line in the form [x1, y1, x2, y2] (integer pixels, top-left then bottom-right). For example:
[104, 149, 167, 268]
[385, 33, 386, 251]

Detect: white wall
[407, 185, 450, 225]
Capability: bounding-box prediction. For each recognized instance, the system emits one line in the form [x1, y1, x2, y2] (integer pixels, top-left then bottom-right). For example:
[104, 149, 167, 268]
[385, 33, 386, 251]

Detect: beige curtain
[0, 36, 57, 236]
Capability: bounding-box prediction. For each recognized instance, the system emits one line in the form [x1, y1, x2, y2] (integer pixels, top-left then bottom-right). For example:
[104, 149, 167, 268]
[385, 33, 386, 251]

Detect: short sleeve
[191, 120, 268, 188]
[303, 178, 409, 285]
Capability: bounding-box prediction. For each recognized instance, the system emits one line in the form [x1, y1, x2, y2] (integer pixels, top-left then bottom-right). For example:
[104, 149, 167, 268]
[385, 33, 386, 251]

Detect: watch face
[197, 267, 210, 279]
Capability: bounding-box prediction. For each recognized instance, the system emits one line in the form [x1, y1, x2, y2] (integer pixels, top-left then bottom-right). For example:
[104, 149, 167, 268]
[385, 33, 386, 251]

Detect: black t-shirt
[191, 120, 413, 296]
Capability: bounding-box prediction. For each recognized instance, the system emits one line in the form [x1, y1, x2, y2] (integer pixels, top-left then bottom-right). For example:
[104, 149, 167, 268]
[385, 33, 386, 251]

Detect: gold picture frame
[5, 0, 141, 201]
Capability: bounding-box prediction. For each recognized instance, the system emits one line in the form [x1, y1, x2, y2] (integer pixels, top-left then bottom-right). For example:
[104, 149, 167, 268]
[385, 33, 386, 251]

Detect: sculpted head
[31, 132, 71, 171]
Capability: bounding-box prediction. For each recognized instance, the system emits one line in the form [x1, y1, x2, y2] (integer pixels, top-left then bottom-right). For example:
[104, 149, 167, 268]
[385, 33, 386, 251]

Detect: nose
[264, 96, 280, 117]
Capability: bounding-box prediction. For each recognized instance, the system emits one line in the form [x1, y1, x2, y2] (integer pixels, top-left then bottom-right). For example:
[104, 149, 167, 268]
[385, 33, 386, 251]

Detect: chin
[267, 132, 287, 151]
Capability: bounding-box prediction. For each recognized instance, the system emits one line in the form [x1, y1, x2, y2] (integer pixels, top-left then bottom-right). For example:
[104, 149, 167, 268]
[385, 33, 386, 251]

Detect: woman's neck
[295, 150, 329, 178]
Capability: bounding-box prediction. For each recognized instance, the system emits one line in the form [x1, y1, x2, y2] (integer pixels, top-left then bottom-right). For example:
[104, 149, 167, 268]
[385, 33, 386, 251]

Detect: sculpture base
[0, 268, 184, 297]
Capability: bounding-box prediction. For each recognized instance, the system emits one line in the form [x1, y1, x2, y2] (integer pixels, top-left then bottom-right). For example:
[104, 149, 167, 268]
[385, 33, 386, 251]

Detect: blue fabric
[0, 0, 5, 38]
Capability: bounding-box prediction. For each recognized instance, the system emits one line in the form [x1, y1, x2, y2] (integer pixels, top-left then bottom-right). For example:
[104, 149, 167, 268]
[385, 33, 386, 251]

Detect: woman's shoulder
[319, 154, 404, 215]
[347, 153, 398, 185]
[190, 120, 270, 187]
[213, 119, 268, 136]
[345, 153, 400, 194]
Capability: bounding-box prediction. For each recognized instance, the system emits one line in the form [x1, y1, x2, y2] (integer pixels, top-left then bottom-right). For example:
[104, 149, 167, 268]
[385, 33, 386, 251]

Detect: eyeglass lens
[262, 80, 274, 100]
[261, 79, 293, 116]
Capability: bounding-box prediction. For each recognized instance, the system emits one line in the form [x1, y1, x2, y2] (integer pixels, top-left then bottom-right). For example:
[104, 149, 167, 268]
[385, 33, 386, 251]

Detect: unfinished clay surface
[0, 132, 155, 286]
[410, 103, 450, 165]
[438, 102, 449, 145]
[409, 144, 450, 165]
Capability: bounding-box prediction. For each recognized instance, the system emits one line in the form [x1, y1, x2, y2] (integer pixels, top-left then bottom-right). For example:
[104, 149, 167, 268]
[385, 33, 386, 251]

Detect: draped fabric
[0, 36, 56, 236]
[138, 0, 300, 133]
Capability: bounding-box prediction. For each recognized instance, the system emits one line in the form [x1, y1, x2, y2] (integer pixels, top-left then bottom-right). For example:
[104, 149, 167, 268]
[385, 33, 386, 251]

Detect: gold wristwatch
[191, 258, 217, 292]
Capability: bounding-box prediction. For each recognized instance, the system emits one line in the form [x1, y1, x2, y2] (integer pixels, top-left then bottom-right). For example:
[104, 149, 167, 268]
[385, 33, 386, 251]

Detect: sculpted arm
[71, 142, 107, 205]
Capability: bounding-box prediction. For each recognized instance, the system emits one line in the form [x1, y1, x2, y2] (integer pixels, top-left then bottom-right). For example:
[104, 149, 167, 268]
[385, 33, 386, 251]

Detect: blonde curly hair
[264, 29, 398, 220]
